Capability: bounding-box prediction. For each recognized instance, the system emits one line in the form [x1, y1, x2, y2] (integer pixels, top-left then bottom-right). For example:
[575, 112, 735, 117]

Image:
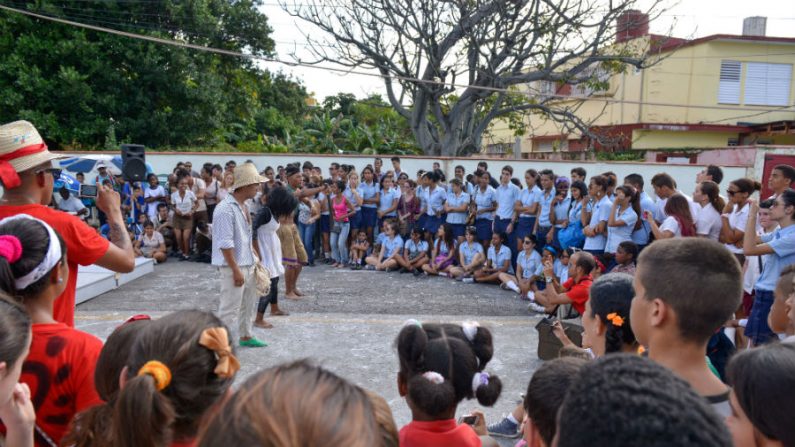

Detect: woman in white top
[693, 181, 724, 241]
[645, 194, 696, 239]
[253, 186, 290, 329]
[144, 173, 167, 223]
[720, 178, 761, 264]
[202, 165, 220, 222]
[217, 172, 234, 203]
[171, 175, 198, 260]
[134, 221, 167, 263]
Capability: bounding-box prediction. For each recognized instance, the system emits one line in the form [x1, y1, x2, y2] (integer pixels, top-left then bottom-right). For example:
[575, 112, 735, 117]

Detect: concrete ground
[77, 261, 543, 444]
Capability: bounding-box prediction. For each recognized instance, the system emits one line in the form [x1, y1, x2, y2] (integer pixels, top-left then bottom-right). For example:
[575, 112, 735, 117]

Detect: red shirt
[0, 204, 109, 327]
[7, 323, 103, 446]
[563, 274, 594, 315]
[399, 419, 481, 447]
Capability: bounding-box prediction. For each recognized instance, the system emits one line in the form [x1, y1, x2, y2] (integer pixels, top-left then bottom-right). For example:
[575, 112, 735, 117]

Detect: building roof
[654, 34, 795, 54]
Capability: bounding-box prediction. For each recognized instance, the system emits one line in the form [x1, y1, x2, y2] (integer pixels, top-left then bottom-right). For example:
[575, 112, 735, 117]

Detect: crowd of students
[2, 120, 795, 446]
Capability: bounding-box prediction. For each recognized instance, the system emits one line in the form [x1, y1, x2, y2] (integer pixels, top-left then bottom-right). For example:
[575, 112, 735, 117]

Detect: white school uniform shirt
[724, 203, 750, 254]
[695, 203, 722, 241]
[659, 216, 682, 237]
[583, 196, 612, 251]
[145, 185, 167, 221]
[605, 206, 638, 253]
[171, 190, 197, 214]
[632, 192, 655, 246]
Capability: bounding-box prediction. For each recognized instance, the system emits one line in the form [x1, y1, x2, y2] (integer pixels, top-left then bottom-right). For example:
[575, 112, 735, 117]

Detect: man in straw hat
[0, 120, 135, 327]
[212, 162, 268, 348]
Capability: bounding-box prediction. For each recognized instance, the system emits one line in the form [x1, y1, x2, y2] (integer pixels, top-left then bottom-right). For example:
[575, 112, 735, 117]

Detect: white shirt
[56, 195, 86, 214]
[659, 216, 682, 237]
[144, 185, 167, 221]
[191, 177, 207, 212]
[171, 190, 197, 215]
[695, 204, 722, 241]
[724, 203, 750, 254]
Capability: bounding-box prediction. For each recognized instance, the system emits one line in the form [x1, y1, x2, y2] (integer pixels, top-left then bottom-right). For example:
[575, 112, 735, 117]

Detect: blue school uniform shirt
[584, 196, 613, 251]
[518, 186, 541, 218]
[632, 192, 655, 245]
[383, 235, 404, 258]
[379, 187, 399, 217]
[344, 186, 361, 211]
[446, 191, 470, 224]
[426, 186, 447, 217]
[459, 241, 484, 265]
[516, 250, 543, 279]
[755, 225, 795, 292]
[417, 185, 429, 213]
[554, 259, 569, 283]
[553, 196, 571, 229]
[434, 239, 457, 257]
[495, 183, 520, 220]
[404, 239, 429, 257]
[568, 200, 583, 225]
[605, 206, 638, 253]
[360, 181, 379, 209]
[537, 188, 556, 228]
[474, 186, 497, 220]
[487, 244, 514, 274]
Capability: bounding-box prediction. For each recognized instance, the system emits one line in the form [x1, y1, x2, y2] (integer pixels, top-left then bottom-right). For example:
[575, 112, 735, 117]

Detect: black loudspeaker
[121, 144, 147, 182]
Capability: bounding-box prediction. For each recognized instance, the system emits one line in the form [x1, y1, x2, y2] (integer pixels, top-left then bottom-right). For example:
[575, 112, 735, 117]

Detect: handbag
[558, 220, 585, 250]
[534, 308, 583, 360]
[251, 248, 271, 296]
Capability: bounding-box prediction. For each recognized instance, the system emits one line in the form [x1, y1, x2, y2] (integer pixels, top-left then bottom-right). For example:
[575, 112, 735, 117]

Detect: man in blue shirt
[494, 166, 520, 253]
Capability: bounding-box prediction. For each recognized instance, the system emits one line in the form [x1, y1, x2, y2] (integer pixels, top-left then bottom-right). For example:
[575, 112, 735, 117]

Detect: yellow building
[487, 14, 795, 155]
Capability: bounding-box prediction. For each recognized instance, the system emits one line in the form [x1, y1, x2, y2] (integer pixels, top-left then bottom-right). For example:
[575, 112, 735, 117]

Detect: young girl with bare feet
[271, 186, 306, 300]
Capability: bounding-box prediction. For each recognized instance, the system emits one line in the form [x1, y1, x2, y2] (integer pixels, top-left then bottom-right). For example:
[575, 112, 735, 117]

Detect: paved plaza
[76, 261, 543, 442]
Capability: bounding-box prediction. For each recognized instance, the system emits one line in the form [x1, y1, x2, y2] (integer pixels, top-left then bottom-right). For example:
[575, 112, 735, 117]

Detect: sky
[257, 0, 795, 101]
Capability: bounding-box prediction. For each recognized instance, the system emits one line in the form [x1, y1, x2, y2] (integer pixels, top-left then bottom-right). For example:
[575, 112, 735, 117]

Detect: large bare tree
[282, 0, 668, 156]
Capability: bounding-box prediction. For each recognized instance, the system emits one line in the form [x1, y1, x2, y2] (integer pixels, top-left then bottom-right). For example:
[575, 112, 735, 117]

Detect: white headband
[422, 371, 445, 385]
[472, 372, 490, 393]
[2, 215, 62, 290]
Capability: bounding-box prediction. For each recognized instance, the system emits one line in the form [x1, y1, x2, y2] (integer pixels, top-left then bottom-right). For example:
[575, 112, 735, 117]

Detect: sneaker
[400, 267, 410, 274]
[487, 417, 520, 439]
[438, 272, 448, 278]
[239, 337, 268, 348]
[523, 291, 536, 302]
[499, 283, 509, 290]
[527, 302, 547, 313]
[413, 268, 422, 277]
[365, 265, 376, 271]
[462, 277, 475, 283]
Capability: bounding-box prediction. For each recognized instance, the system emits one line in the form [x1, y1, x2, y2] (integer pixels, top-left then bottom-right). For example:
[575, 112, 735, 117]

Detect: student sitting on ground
[349, 230, 370, 270]
[725, 343, 795, 447]
[112, 310, 239, 447]
[397, 228, 430, 274]
[366, 220, 404, 271]
[197, 360, 397, 447]
[396, 321, 502, 447]
[450, 226, 485, 282]
[533, 251, 596, 317]
[134, 221, 167, 264]
[0, 215, 103, 446]
[499, 234, 542, 297]
[474, 232, 512, 284]
[0, 298, 35, 447]
[630, 238, 742, 417]
[422, 223, 457, 277]
[63, 316, 152, 447]
[556, 355, 732, 447]
[609, 240, 638, 275]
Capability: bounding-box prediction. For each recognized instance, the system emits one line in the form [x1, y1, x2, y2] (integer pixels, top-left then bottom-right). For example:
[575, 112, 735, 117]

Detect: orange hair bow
[137, 360, 172, 391]
[199, 327, 241, 379]
[606, 312, 624, 327]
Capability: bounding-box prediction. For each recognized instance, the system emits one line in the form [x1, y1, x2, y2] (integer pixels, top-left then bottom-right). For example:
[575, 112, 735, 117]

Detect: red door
[761, 154, 795, 198]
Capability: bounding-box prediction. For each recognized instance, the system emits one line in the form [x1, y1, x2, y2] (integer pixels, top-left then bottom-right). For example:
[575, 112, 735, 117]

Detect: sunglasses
[727, 190, 738, 196]
[523, 240, 534, 244]
[37, 167, 62, 178]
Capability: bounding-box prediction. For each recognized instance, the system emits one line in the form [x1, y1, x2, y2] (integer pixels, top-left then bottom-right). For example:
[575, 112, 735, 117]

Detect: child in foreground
[396, 320, 501, 447]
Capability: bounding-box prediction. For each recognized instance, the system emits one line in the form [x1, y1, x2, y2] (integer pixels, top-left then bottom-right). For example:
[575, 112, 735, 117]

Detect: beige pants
[218, 265, 257, 340]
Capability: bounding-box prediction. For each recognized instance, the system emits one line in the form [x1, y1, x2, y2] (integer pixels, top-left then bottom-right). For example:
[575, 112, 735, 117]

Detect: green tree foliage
[0, 0, 308, 149]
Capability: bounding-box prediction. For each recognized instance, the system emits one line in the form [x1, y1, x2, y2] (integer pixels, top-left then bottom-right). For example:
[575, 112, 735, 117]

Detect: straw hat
[0, 120, 67, 189]
[231, 162, 266, 191]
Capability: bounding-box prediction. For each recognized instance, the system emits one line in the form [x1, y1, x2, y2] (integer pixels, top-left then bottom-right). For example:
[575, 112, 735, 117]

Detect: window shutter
[744, 62, 792, 106]
[718, 60, 741, 104]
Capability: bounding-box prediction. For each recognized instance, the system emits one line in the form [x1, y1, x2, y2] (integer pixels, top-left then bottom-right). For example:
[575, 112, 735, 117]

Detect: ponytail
[113, 374, 175, 447]
[700, 181, 725, 213]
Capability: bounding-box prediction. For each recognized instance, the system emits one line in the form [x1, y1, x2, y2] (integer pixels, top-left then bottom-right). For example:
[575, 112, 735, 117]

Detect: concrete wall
[56, 151, 750, 199]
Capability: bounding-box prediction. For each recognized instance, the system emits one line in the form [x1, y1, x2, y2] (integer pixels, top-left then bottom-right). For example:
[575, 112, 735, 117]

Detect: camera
[79, 184, 98, 198]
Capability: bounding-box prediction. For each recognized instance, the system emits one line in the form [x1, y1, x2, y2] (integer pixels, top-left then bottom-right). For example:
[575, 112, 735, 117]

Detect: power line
[1, 3, 794, 117]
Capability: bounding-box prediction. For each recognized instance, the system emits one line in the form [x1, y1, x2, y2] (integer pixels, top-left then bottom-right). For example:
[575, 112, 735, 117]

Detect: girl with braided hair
[395, 321, 502, 447]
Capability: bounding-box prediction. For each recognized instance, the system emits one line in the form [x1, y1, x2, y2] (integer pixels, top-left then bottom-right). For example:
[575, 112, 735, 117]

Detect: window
[718, 60, 741, 104]
[572, 67, 611, 97]
[744, 62, 792, 106]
